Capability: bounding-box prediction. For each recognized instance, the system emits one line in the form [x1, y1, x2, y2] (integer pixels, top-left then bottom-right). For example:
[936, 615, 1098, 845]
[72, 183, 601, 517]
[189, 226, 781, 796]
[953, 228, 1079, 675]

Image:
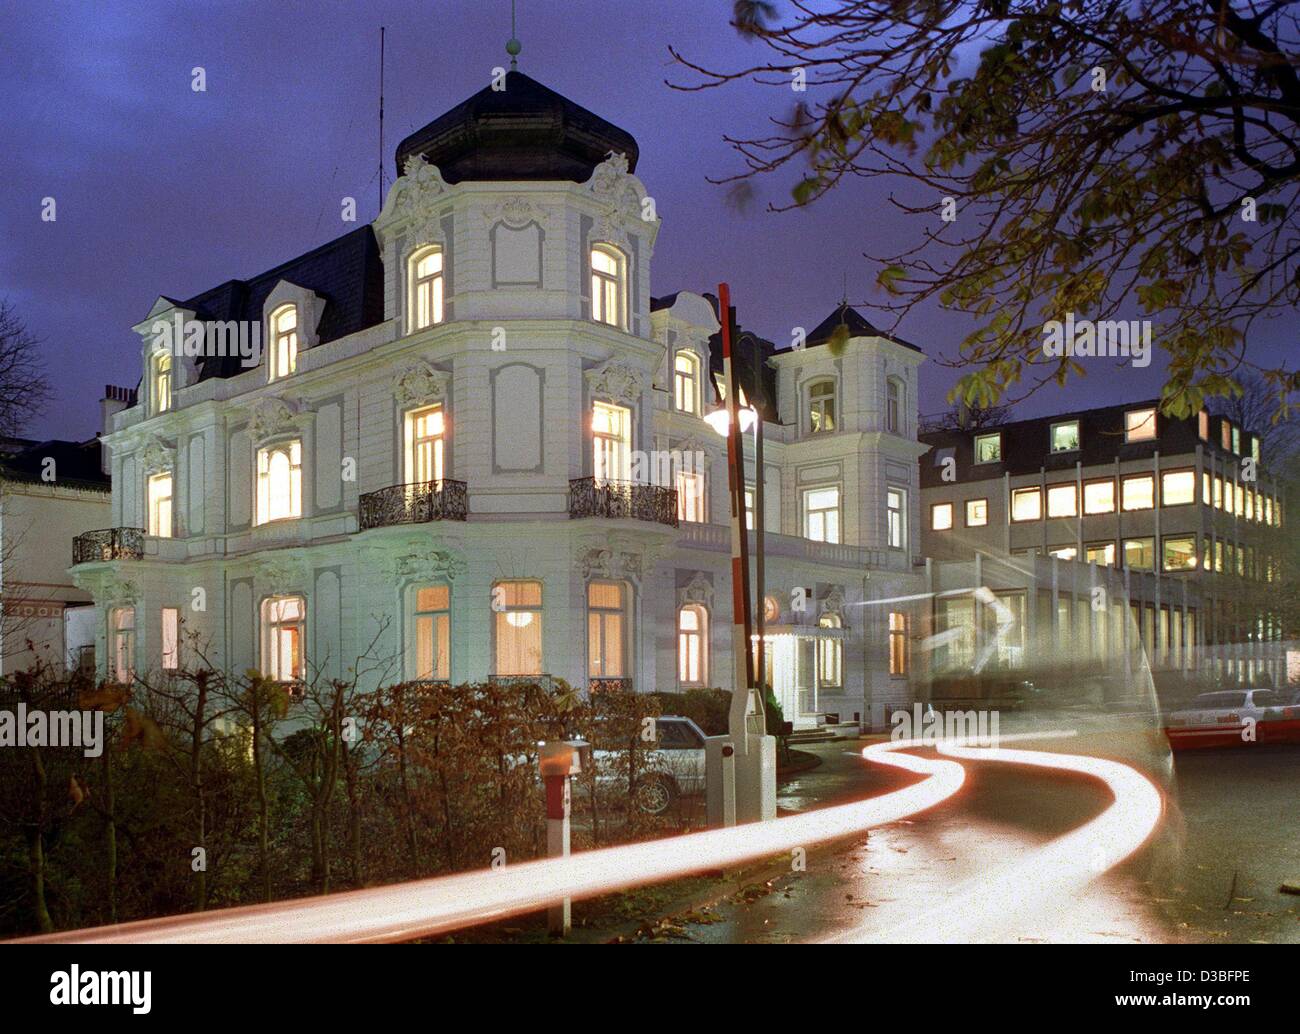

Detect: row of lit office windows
[1007, 535, 1281, 579]
[930, 470, 1282, 531]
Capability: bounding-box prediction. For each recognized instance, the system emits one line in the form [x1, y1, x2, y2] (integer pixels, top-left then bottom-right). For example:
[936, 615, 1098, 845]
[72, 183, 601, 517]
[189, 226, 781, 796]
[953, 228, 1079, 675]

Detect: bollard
[537, 739, 588, 936]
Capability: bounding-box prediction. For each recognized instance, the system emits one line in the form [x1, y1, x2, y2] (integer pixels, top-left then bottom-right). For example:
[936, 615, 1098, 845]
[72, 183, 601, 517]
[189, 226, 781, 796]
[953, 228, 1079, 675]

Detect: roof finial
[506, 0, 521, 70]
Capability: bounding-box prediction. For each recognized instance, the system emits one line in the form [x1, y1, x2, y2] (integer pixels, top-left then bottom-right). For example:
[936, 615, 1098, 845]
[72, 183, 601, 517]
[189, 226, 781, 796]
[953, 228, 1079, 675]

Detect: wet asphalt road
[680, 738, 1300, 944]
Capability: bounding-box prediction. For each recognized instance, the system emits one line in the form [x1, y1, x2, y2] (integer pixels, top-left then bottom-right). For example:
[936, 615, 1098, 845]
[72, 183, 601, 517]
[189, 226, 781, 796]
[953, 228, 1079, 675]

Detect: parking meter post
[538, 740, 587, 937]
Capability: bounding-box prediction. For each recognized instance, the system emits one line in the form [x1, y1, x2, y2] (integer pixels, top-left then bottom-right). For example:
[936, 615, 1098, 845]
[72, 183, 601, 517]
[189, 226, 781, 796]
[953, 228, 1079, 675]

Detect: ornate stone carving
[585, 361, 644, 405]
[585, 152, 652, 250]
[135, 433, 175, 474]
[393, 362, 450, 408]
[254, 553, 309, 595]
[587, 152, 630, 197]
[367, 541, 465, 582]
[578, 547, 642, 582]
[249, 396, 304, 440]
[482, 195, 548, 229]
[678, 571, 714, 610]
[820, 587, 847, 622]
[395, 155, 450, 248]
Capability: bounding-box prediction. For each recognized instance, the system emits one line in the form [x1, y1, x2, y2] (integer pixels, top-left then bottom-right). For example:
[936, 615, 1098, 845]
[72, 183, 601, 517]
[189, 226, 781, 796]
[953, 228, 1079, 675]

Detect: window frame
[587, 580, 628, 680]
[1049, 419, 1080, 454]
[673, 350, 700, 415]
[807, 379, 837, 435]
[151, 349, 172, 416]
[930, 501, 954, 531]
[147, 470, 174, 538]
[1120, 473, 1155, 511]
[1160, 468, 1196, 507]
[590, 244, 627, 329]
[592, 400, 631, 483]
[803, 484, 842, 544]
[493, 580, 544, 677]
[677, 604, 709, 687]
[1010, 486, 1042, 522]
[965, 497, 989, 527]
[886, 487, 906, 549]
[410, 584, 451, 682]
[1045, 482, 1078, 519]
[110, 606, 135, 683]
[408, 245, 445, 332]
[268, 304, 298, 382]
[676, 469, 706, 523]
[404, 404, 446, 486]
[261, 594, 306, 685]
[255, 439, 304, 525]
[1082, 477, 1116, 515]
[973, 432, 1002, 465]
[1124, 408, 1157, 442]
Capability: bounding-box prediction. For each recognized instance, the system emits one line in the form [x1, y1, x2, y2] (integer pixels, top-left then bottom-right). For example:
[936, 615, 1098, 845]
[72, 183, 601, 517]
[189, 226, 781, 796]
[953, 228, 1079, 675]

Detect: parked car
[1165, 688, 1300, 749]
[588, 715, 708, 815]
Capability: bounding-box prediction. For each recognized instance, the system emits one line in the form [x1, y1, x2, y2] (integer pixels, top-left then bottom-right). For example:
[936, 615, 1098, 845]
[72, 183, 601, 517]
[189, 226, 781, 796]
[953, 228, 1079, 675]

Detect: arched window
[256, 440, 302, 524]
[674, 350, 700, 414]
[808, 379, 836, 433]
[886, 377, 903, 434]
[268, 304, 298, 381]
[678, 604, 708, 686]
[591, 244, 626, 328]
[152, 350, 172, 415]
[409, 246, 444, 331]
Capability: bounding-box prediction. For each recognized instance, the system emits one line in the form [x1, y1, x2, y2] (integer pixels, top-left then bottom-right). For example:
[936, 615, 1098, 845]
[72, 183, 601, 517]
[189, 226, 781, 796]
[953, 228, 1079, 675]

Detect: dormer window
[808, 379, 836, 434]
[674, 350, 700, 414]
[151, 349, 172, 415]
[591, 245, 626, 329]
[268, 305, 298, 382]
[1124, 407, 1156, 442]
[409, 246, 444, 331]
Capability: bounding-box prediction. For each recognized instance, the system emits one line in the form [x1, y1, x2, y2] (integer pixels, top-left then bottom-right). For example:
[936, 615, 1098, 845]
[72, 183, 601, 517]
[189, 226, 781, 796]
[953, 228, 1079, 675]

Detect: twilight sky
[1, 0, 1291, 442]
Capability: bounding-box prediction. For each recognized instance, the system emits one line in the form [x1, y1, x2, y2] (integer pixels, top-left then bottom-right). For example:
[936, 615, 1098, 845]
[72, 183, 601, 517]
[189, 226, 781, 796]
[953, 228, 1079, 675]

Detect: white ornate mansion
[71, 72, 928, 729]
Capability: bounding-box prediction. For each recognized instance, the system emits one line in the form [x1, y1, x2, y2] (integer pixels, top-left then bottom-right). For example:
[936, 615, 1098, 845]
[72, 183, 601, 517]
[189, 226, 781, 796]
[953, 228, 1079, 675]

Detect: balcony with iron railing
[72, 527, 145, 565]
[358, 480, 468, 530]
[568, 478, 678, 528]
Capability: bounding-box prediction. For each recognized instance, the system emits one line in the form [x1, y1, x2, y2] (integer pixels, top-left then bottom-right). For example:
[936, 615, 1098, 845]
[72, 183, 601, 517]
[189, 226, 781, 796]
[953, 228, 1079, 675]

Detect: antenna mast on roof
[379, 25, 386, 212]
[506, 0, 521, 70]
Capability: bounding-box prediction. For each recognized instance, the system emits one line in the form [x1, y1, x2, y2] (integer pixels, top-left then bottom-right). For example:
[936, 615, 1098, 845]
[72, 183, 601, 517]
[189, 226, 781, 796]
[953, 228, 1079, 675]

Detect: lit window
[256, 440, 303, 524]
[262, 595, 305, 683]
[410, 247, 444, 330]
[1234, 483, 1245, 517]
[1011, 486, 1042, 522]
[404, 405, 445, 485]
[1050, 420, 1079, 453]
[591, 245, 626, 328]
[1198, 410, 1209, 440]
[111, 606, 135, 683]
[1083, 478, 1115, 514]
[931, 502, 954, 531]
[974, 432, 1002, 464]
[1163, 535, 1197, 572]
[1214, 476, 1224, 509]
[1161, 469, 1195, 506]
[592, 401, 631, 482]
[808, 380, 836, 434]
[965, 498, 988, 527]
[744, 486, 755, 531]
[268, 305, 298, 381]
[888, 611, 908, 675]
[1221, 420, 1233, 451]
[148, 472, 173, 537]
[804, 486, 841, 543]
[1046, 483, 1078, 518]
[587, 581, 626, 679]
[1124, 408, 1156, 442]
[1086, 542, 1115, 567]
[1048, 546, 1077, 561]
[817, 613, 842, 688]
[1121, 474, 1155, 511]
[161, 607, 180, 671]
[413, 585, 450, 681]
[676, 470, 705, 523]
[1232, 425, 1241, 454]
[678, 604, 708, 686]
[674, 351, 700, 414]
[1123, 537, 1155, 571]
[886, 379, 902, 433]
[494, 580, 542, 676]
[152, 350, 172, 415]
[885, 488, 906, 548]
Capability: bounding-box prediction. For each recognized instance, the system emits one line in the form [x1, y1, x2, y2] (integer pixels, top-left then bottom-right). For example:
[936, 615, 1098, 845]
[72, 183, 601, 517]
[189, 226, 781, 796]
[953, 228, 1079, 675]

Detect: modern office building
[920, 400, 1288, 686]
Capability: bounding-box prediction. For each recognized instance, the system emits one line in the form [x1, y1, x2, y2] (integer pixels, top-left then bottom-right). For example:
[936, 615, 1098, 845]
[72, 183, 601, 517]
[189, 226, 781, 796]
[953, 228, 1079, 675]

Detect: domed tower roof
[394, 70, 639, 184]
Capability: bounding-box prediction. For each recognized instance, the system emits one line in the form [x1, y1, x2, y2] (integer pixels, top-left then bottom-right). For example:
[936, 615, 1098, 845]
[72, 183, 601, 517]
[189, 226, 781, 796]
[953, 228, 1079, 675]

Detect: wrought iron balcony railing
[358, 480, 468, 530]
[568, 478, 678, 527]
[72, 527, 145, 565]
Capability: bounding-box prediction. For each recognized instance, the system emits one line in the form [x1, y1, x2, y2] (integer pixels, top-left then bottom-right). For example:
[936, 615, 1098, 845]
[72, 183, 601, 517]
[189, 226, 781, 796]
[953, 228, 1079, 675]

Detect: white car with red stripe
[1165, 688, 1300, 749]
